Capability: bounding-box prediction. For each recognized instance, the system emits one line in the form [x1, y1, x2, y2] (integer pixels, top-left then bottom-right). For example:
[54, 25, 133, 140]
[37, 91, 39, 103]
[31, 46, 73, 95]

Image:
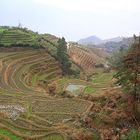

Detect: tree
[57, 37, 71, 75]
[18, 22, 22, 28]
[114, 35, 140, 101]
[108, 46, 128, 69]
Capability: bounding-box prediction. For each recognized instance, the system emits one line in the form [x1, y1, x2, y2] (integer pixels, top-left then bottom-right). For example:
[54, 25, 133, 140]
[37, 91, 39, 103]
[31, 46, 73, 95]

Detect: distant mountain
[77, 35, 132, 53]
[103, 36, 123, 43]
[78, 35, 102, 45]
[86, 37, 133, 53]
[78, 35, 124, 46]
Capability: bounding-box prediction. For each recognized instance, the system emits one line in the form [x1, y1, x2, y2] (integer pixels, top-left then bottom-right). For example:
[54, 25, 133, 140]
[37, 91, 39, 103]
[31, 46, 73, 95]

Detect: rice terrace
[0, 21, 140, 140]
[0, 27, 94, 140]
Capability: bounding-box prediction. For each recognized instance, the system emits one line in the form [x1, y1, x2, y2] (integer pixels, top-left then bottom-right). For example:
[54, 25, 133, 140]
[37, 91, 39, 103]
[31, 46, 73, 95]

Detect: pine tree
[57, 37, 71, 75]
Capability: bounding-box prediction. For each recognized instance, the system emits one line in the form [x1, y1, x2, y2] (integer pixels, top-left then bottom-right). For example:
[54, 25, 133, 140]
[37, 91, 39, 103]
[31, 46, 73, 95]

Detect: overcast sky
[1, 0, 140, 41]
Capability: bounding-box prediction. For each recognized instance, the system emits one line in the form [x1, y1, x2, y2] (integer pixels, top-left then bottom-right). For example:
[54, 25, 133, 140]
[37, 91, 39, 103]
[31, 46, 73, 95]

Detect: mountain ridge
[78, 35, 102, 45]
[78, 35, 124, 45]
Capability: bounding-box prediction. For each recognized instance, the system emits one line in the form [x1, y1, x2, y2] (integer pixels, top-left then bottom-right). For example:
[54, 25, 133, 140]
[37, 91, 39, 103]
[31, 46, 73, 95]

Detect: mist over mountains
[78, 35, 124, 45]
[78, 35, 132, 53]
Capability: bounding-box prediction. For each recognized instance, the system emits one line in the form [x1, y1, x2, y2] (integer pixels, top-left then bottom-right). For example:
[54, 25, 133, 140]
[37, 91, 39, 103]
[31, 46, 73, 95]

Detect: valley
[0, 26, 139, 140]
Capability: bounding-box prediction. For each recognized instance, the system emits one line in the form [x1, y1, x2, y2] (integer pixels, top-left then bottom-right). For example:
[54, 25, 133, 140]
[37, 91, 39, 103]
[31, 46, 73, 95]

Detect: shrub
[48, 82, 57, 94]
[121, 128, 140, 140]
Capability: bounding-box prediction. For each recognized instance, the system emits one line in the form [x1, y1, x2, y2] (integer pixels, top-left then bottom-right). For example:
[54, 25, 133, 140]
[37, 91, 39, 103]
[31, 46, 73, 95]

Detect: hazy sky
[1, 0, 140, 41]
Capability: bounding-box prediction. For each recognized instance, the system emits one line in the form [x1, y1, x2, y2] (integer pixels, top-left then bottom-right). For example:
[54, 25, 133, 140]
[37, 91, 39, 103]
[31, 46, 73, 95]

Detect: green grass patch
[0, 128, 23, 140]
[31, 73, 49, 86]
[58, 77, 69, 85]
[92, 72, 115, 85]
[121, 128, 140, 140]
[84, 86, 96, 94]
[42, 134, 64, 140]
[31, 74, 38, 86]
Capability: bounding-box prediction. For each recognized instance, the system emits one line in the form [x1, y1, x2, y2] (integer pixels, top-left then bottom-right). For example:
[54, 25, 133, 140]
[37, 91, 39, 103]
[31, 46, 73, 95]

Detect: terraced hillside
[39, 34, 58, 57]
[67, 42, 107, 73]
[0, 27, 107, 73]
[0, 27, 40, 47]
[0, 49, 93, 140]
[0, 27, 58, 55]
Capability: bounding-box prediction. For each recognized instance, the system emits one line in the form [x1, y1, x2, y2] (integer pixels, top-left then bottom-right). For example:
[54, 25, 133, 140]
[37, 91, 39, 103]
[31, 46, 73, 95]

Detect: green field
[57, 71, 115, 95]
[42, 134, 65, 140]
[92, 72, 115, 85]
[84, 86, 96, 94]
[0, 128, 22, 140]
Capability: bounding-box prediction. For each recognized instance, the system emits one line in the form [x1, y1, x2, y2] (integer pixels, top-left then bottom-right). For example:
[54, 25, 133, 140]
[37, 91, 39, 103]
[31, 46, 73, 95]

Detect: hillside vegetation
[0, 26, 104, 75]
[0, 26, 59, 56]
[0, 27, 39, 47]
[0, 26, 139, 140]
